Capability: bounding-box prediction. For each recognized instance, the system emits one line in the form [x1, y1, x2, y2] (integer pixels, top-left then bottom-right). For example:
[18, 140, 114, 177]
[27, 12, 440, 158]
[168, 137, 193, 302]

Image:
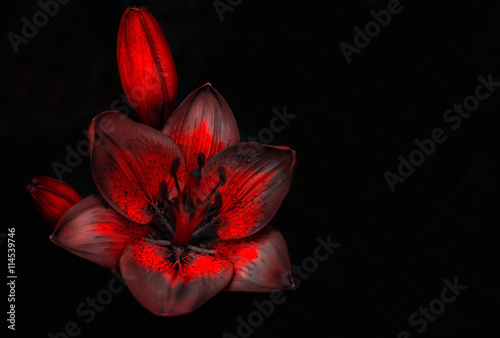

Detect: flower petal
[117, 6, 177, 129]
[27, 176, 82, 226]
[162, 84, 239, 181]
[211, 227, 294, 292]
[51, 194, 158, 270]
[89, 111, 187, 224]
[119, 241, 233, 316]
[198, 143, 296, 240]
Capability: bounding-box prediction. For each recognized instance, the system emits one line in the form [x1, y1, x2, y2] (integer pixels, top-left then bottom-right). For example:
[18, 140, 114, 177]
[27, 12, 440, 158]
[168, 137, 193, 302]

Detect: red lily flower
[51, 87, 296, 315]
[29, 6, 297, 316]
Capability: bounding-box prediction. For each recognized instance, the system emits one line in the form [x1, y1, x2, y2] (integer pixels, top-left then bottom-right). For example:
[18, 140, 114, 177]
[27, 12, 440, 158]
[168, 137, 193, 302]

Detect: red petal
[119, 241, 233, 316]
[163, 83, 239, 195]
[198, 143, 296, 240]
[117, 6, 177, 129]
[211, 227, 294, 292]
[27, 176, 82, 226]
[51, 194, 157, 270]
[89, 111, 187, 224]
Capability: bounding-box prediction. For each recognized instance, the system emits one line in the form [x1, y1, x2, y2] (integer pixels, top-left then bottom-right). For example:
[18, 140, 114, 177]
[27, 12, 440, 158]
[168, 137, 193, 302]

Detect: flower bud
[117, 6, 177, 129]
[27, 176, 82, 226]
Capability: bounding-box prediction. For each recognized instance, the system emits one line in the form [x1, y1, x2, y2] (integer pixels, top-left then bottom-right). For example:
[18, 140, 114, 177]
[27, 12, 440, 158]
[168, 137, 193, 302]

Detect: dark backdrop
[1, 0, 499, 337]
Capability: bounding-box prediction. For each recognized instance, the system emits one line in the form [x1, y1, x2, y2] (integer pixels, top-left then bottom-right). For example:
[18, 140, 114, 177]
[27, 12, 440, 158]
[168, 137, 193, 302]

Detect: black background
[2, 0, 499, 337]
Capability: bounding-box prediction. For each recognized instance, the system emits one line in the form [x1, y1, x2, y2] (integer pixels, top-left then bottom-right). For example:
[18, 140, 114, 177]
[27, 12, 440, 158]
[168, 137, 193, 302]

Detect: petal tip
[281, 271, 295, 290]
[267, 144, 297, 172]
[26, 176, 44, 192]
[26, 182, 35, 193]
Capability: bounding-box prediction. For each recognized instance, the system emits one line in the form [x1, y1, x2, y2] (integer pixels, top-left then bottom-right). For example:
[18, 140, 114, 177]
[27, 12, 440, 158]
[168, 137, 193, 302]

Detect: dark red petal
[211, 227, 294, 292]
[119, 241, 233, 316]
[163, 83, 239, 190]
[89, 111, 187, 224]
[26, 176, 82, 226]
[117, 6, 177, 129]
[198, 143, 296, 240]
[51, 194, 157, 271]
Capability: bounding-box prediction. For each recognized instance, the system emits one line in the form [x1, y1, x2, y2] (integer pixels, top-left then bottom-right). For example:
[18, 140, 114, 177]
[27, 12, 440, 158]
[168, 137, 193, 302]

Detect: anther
[159, 180, 169, 201]
[189, 153, 206, 181]
[170, 157, 180, 176]
[170, 158, 182, 195]
[213, 190, 222, 210]
[218, 166, 226, 186]
[197, 153, 206, 168]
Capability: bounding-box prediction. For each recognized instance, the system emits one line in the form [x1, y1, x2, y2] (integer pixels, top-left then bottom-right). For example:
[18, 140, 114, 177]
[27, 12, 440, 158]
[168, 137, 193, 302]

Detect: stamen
[190, 217, 216, 239]
[218, 166, 226, 186]
[197, 153, 206, 168]
[189, 192, 221, 241]
[159, 180, 169, 202]
[189, 153, 206, 181]
[170, 157, 180, 175]
[186, 173, 225, 242]
[151, 204, 174, 237]
[169, 157, 192, 246]
[202, 166, 226, 203]
[187, 245, 215, 255]
[172, 165, 227, 247]
[146, 237, 214, 255]
[170, 158, 182, 195]
[213, 190, 222, 210]
[146, 238, 171, 247]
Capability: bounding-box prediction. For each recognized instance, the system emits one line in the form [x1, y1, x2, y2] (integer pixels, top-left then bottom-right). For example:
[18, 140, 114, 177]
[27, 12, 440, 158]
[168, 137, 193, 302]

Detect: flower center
[152, 155, 225, 247]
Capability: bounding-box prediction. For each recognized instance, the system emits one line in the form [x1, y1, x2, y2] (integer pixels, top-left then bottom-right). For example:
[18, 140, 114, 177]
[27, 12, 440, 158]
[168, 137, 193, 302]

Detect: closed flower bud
[117, 6, 177, 129]
[27, 176, 82, 226]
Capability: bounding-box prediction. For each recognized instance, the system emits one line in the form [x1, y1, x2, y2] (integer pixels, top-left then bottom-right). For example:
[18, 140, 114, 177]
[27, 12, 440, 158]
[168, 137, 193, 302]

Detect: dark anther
[197, 153, 206, 168]
[218, 166, 227, 186]
[170, 157, 180, 177]
[160, 180, 169, 201]
[189, 153, 205, 181]
[213, 191, 222, 210]
[169, 157, 182, 195]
